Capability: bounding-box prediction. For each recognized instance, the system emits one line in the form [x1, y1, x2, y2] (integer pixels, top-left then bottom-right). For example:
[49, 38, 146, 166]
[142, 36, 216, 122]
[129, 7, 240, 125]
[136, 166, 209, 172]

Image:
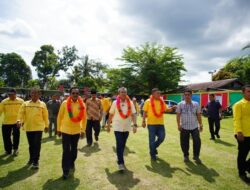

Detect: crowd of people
[0, 85, 250, 183]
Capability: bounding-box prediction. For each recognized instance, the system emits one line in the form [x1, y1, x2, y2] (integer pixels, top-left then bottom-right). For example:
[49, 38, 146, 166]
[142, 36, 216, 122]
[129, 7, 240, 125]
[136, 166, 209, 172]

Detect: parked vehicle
[164, 100, 178, 114]
[222, 105, 233, 118]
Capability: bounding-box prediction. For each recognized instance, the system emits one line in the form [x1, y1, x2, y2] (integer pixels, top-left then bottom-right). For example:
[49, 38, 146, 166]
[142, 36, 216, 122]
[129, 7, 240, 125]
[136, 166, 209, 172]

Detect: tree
[31, 45, 58, 88]
[119, 43, 186, 94]
[67, 55, 108, 91]
[0, 53, 32, 87]
[213, 44, 250, 84]
[32, 45, 79, 89]
[27, 79, 40, 88]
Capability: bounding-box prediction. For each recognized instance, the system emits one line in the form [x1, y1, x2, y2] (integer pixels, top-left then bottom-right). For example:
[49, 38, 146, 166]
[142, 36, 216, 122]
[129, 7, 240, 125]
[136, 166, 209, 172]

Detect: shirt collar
[242, 98, 250, 103]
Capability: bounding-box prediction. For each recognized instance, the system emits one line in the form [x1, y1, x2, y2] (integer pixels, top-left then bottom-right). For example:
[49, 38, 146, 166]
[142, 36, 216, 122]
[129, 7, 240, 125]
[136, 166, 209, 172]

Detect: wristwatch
[133, 124, 138, 128]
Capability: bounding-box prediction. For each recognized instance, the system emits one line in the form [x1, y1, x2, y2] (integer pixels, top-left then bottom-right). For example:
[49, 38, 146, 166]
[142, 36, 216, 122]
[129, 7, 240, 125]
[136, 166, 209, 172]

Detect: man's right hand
[178, 125, 182, 132]
[16, 121, 22, 128]
[237, 132, 244, 142]
[106, 125, 111, 133]
[57, 131, 62, 137]
[142, 120, 146, 128]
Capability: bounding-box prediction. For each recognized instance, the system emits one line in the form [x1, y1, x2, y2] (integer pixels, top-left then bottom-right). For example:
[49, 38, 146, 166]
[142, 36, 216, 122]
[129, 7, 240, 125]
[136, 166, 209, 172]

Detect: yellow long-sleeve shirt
[57, 99, 87, 135]
[101, 98, 111, 113]
[0, 97, 24, 125]
[17, 100, 49, 131]
[233, 98, 250, 136]
[143, 99, 170, 125]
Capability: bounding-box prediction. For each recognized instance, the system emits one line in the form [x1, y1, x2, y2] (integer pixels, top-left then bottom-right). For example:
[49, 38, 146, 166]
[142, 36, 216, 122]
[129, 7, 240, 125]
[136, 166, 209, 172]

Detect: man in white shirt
[106, 87, 137, 171]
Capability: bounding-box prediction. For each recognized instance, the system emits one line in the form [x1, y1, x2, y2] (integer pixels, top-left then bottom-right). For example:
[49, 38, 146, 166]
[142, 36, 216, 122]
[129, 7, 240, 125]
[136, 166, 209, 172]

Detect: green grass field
[0, 115, 249, 190]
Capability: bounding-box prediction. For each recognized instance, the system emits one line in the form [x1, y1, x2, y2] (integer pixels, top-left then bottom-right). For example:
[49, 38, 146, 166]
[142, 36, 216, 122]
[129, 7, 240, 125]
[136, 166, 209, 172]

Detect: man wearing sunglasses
[57, 87, 87, 179]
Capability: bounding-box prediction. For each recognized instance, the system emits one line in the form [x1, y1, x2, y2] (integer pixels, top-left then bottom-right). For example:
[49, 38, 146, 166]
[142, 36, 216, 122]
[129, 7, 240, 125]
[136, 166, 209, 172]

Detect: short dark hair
[242, 85, 250, 92]
[7, 88, 16, 94]
[151, 88, 160, 93]
[30, 87, 41, 93]
[91, 89, 97, 94]
[209, 94, 215, 97]
[184, 89, 192, 94]
[69, 87, 79, 93]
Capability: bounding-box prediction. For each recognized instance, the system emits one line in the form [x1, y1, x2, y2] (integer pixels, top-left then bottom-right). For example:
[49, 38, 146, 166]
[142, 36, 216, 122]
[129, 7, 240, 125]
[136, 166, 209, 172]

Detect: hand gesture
[57, 131, 62, 137]
[80, 132, 85, 139]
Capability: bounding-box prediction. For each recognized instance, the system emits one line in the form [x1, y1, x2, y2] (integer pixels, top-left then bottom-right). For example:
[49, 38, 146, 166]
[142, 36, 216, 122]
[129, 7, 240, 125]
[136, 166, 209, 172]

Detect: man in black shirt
[206, 94, 222, 140]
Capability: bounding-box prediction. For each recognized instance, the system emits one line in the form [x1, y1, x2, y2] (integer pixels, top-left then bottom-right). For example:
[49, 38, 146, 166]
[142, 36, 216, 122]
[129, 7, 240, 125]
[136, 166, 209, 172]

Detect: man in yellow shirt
[57, 87, 87, 179]
[233, 85, 250, 183]
[142, 88, 175, 160]
[17, 88, 49, 169]
[101, 95, 111, 128]
[0, 88, 24, 156]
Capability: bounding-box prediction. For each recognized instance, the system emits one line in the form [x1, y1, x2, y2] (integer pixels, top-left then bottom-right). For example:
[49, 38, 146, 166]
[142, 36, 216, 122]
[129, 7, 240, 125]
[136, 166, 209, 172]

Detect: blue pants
[114, 131, 129, 165]
[148, 125, 165, 158]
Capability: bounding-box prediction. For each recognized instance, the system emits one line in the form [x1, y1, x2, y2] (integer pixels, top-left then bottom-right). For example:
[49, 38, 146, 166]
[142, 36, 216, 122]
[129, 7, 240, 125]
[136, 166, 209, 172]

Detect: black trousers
[236, 136, 250, 176]
[2, 124, 20, 154]
[208, 117, 220, 138]
[26, 131, 43, 164]
[180, 128, 201, 158]
[86, 120, 100, 145]
[62, 133, 80, 175]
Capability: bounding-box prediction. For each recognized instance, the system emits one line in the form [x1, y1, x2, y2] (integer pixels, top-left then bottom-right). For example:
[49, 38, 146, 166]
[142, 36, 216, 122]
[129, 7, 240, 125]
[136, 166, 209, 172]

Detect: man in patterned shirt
[176, 89, 203, 163]
[85, 89, 103, 146]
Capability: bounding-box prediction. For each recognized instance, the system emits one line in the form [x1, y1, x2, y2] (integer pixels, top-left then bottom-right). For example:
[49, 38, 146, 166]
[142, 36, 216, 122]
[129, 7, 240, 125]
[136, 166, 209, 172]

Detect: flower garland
[116, 95, 132, 119]
[67, 96, 85, 122]
[150, 95, 165, 118]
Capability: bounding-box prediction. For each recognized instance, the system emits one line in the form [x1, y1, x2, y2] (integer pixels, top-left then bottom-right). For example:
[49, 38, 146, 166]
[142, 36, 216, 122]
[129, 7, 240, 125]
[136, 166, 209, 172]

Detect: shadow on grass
[112, 146, 136, 156]
[214, 139, 235, 147]
[145, 158, 190, 178]
[105, 168, 140, 190]
[42, 136, 62, 145]
[42, 176, 80, 190]
[0, 154, 14, 166]
[185, 161, 219, 182]
[0, 165, 38, 188]
[78, 142, 101, 157]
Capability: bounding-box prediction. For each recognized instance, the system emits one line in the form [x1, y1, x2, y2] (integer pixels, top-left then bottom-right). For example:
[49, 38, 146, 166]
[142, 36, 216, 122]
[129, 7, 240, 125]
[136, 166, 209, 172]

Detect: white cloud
[0, 18, 35, 38]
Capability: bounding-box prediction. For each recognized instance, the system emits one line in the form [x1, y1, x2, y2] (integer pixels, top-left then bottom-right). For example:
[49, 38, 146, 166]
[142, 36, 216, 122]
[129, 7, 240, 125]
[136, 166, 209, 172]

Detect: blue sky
[0, 0, 249, 83]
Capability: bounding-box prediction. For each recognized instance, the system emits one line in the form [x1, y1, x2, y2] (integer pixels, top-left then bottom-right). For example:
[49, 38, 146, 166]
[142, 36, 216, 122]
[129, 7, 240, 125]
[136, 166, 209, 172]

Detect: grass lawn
[0, 114, 249, 190]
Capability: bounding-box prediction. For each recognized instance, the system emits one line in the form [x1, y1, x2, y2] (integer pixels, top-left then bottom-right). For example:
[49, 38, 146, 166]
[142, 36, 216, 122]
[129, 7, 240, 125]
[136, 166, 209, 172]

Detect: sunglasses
[71, 92, 79, 95]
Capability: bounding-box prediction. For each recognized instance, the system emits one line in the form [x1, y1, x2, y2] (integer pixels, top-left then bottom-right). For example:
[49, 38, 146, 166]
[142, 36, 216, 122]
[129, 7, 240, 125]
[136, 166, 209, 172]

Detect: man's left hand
[80, 132, 85, 139]
[44, 127, 49, 133]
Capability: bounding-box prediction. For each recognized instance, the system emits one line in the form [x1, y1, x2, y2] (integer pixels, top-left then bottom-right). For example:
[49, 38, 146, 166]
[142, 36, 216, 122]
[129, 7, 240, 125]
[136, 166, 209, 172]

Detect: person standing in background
[132, 97, 140, 117]
[85, 89, 103, 146]
[233, 85, 250, 183]
[17, 88, 49, 169]
[0, 88, 24, 156]
[206, 94, 222, 140]
[47, 94, 61, 137]
[101, 94, 111, 128]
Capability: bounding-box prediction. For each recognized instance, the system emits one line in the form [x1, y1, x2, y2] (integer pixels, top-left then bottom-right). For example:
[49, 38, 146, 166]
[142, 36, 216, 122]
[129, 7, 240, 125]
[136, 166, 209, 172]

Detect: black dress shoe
[216, 134, 220, 138]
[239, 175, 250, 183]
[95, 136, 99, 141]
[210, 137, 215, 140]
[62, 173, 69, 180]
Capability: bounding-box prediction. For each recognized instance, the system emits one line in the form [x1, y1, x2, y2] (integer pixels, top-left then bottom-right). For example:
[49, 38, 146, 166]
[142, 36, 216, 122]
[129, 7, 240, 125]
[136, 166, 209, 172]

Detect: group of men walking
[0, 85, 250, 183]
